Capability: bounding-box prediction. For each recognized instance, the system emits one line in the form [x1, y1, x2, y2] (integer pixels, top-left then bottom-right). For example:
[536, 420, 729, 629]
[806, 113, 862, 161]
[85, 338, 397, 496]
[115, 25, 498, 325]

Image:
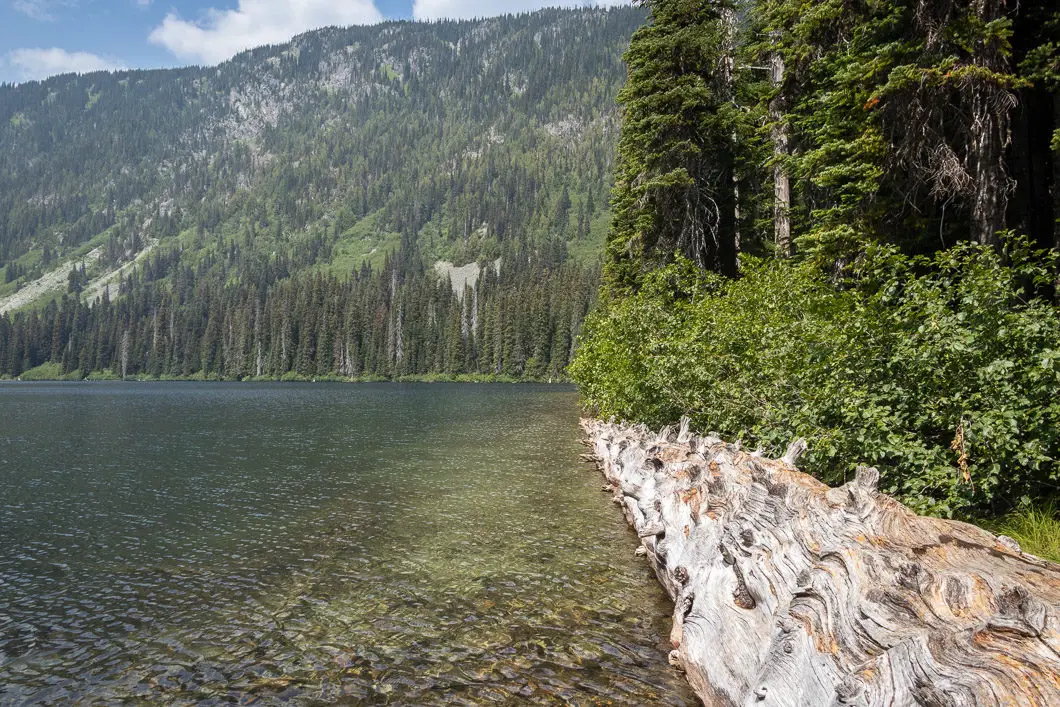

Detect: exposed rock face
[582, 418, 1060, 706]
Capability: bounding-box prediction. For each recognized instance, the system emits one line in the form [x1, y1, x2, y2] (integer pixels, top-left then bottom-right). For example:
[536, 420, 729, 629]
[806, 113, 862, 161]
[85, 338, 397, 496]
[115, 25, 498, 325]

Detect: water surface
[0, 383, 693, 705]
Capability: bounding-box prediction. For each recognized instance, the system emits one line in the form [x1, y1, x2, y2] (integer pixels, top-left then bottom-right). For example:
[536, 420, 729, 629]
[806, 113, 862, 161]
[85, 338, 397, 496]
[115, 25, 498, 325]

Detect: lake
[0, 383, 694, 705]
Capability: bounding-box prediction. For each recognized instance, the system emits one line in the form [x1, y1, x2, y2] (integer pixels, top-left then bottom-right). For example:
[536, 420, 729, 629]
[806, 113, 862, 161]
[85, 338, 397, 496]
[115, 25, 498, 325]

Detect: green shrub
[572, 237, 1060, 516]
[19, 362, 66, 380]
[85, 369, 121, 381]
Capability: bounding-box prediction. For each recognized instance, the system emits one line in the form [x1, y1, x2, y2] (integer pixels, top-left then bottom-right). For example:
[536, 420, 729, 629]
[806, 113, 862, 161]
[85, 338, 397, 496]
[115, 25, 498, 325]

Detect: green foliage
[17, 361, 69, 380]
[748, 0, 1057, 255]
[0, 251, 599, 381]
[983, 501, 1060, 563]
[605, 0, 747, 291]
[573, 238, 1060, 515]
[577, 0, 1060, 520]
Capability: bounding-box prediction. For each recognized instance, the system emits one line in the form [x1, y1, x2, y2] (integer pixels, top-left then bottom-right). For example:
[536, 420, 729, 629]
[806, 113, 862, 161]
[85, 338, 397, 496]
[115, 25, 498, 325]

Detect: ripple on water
[0, 383, 696, 705]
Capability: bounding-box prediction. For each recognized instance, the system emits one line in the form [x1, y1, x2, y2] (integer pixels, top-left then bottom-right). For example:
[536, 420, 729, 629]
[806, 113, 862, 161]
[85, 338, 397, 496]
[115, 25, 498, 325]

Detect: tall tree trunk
[967, 0, 1015, 247]
[770, 40, 792, 258]
[1053, 91, 1060, 252]
[717, 4, 740, 276]
[969, 89, 1010, 246]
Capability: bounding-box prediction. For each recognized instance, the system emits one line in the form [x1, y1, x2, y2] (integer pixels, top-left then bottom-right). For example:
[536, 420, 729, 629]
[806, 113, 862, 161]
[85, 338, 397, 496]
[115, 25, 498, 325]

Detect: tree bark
[716, 4, 740, 278]
[770, 47, 791, 258]
[969, 88, 1010, 247]
[1053, 90, 1060, 253]
[966, 0, 1015, 247]
[583, 417, 1060, 707]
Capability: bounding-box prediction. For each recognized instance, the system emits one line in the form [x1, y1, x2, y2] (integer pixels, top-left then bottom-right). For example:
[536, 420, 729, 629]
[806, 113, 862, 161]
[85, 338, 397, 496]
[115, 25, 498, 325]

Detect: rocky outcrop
[583, 418, 1060, 706]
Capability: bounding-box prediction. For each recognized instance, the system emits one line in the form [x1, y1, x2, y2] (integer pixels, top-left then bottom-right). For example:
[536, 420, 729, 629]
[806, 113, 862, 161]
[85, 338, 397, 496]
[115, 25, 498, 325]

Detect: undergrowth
[572, 236, 1060, 517]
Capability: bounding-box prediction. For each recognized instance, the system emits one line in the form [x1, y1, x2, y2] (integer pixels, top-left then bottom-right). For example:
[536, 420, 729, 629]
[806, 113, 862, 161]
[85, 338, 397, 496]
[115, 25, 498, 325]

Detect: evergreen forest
[571, 0, 1060, 519]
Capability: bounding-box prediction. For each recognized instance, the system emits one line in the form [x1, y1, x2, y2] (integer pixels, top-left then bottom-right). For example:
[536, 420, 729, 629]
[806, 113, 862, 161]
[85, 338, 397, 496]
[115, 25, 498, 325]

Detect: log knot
[854, 466, 879, 493]
[740, 528, 755, 547]
[835, 676, 865, 705]
[895, 561, 924, 591]
[732, 564, 757, 610]
[991, 583, 1048, 636]
[781, 438, 808, 466]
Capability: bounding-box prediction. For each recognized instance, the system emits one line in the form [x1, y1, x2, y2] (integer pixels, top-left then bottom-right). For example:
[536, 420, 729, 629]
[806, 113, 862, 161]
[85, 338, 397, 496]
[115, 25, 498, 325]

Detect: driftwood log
[582, 418, 1060, 706]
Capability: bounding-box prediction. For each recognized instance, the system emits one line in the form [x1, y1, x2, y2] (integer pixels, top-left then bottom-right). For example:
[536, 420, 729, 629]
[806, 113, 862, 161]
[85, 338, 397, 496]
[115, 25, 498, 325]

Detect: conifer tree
[605, 0, 742, 292]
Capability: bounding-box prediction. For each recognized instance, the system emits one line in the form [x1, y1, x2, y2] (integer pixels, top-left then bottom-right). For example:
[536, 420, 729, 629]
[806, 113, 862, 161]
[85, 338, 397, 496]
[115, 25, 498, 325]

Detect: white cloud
[4, 47, 123, 82]
[412, 0, 630, 21]
[12, 0, 77, 21]
[148, 0, 384, 65]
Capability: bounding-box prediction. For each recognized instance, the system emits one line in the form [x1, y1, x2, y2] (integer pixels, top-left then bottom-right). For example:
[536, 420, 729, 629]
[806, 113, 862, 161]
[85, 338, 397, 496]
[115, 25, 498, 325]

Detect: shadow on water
[0, 383, 696, 704]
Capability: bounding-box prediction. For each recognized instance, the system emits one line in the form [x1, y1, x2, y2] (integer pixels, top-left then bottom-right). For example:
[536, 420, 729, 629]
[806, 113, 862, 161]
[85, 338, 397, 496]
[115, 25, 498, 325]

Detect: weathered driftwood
[582, 418, 1060, 706]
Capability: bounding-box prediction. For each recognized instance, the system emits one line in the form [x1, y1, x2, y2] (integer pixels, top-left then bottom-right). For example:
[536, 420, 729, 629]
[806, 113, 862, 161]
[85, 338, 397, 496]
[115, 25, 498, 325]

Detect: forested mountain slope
[0, 7, 644, 379]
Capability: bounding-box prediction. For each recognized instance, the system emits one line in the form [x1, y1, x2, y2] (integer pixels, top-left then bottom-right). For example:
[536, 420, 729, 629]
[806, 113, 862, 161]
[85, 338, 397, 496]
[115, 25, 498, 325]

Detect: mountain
[0, 7, 645, 379]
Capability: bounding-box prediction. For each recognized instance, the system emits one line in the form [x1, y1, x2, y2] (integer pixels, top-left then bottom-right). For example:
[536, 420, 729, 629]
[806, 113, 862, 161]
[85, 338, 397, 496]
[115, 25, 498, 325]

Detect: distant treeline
[0, 244, 597, 380]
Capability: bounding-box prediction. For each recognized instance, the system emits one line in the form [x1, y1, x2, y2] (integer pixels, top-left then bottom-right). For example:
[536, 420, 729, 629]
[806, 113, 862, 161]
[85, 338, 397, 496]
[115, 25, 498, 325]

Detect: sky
[0, 0, 631, 84]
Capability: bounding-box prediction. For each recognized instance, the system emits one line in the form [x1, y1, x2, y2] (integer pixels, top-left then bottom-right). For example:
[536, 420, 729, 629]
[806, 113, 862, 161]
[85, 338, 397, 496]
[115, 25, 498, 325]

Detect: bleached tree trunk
[471, 284, 479, 341]
[395, 303, 404, 366]
[120, 329, 130, 380]
[583, 418, 1060, 707]
[718, 4, 740, 275]
[387, 270, 398, 368]
[770, 41, 792, 258]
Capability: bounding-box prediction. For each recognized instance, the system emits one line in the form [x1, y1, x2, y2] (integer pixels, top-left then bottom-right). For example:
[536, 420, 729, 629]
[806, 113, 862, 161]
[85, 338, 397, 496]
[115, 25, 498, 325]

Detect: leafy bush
[571, 238, 1060, 516]
[18, 362, 67, 380]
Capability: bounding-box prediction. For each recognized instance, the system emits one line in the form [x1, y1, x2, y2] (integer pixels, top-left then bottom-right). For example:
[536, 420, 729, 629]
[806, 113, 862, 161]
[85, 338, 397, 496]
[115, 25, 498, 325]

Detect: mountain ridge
[0, 7, 645, 379]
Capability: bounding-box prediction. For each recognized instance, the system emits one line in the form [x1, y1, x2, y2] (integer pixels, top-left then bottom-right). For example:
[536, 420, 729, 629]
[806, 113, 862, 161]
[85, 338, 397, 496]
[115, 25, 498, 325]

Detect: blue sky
[0, 0, 629, 84]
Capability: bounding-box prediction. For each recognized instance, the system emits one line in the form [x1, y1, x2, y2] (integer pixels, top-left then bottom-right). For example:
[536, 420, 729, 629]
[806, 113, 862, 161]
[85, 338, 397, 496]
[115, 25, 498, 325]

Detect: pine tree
[605, 0, 742, 292]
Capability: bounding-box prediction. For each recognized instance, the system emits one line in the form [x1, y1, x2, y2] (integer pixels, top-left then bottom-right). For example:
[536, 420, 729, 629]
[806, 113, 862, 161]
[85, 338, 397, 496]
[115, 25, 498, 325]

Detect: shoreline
[0, 372, 572, 385]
